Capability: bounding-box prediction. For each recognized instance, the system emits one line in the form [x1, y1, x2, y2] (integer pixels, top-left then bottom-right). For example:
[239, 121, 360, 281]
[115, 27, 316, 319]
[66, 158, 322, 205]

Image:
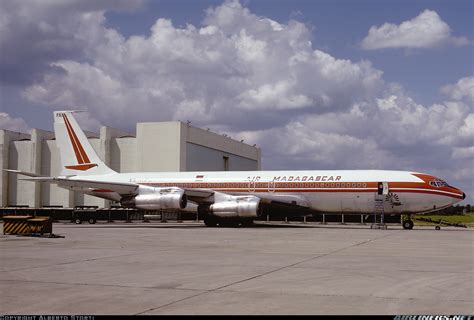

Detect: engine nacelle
[121, 187, 187, 211]
[210, 197, 261, 218]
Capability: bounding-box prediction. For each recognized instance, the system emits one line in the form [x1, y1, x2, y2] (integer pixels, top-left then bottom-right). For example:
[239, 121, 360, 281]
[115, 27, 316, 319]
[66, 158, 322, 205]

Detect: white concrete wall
[184, 124, 260, 169]
[8, 140, 34, 206]
[110, 137, 136, 173]
[186, 143, 257, 171]
[41, 140, 72, 207]
[1, 130, 30, 207]
[136, 122, 184, 172]
[100, 127, 134, 170]
[31, 129, 55, 207]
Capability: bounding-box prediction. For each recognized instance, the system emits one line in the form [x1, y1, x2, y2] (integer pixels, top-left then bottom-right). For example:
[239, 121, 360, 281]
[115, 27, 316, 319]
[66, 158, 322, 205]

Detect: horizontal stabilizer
[4, 169, 46, 178]
[19, 177, 57, 182]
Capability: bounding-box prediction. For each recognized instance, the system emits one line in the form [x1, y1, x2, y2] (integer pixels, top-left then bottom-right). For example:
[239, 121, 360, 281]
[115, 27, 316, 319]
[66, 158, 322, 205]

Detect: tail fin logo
[60, 113, 98, 171]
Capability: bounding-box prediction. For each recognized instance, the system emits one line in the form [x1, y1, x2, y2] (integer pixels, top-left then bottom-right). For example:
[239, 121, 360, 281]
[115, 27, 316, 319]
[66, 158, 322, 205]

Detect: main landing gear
[203, 215, 254, 228]
[199, 204, 254, 228]
[401, 214, 414, 230]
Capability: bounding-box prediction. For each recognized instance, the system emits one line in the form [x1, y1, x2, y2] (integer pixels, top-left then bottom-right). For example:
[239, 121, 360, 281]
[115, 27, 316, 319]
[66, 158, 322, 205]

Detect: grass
[414, 212, 474, 227]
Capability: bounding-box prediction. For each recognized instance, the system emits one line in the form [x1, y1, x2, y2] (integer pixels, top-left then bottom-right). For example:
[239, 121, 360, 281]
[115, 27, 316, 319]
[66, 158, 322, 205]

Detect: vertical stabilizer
[54, 111, 115, 176]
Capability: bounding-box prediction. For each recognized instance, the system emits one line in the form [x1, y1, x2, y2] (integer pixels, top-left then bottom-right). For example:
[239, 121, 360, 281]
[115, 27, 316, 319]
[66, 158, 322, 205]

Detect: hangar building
[1, 121, 261, 209]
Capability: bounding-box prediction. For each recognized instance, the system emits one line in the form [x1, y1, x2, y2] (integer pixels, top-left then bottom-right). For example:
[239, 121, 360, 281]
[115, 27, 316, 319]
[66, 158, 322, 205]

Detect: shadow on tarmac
[58, 221, 394, 230]
[55, 221, 472, 231]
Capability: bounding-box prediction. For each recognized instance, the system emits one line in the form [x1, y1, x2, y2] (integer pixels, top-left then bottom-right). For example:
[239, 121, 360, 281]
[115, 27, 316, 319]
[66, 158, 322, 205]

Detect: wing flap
[254, 194, 310, 208]
[56, 178, 139, 195]
[183, 188, 215, 204]
[181, 189, 311, 212]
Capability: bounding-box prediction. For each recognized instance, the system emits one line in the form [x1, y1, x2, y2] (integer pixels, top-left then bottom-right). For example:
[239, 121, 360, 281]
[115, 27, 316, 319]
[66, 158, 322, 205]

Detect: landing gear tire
[204, 215, 218, 227]
[241, 218, 254, 227]
[218, 219, 237, 228]
[403, 219, 414, 230]
[204, 215, 253, 228]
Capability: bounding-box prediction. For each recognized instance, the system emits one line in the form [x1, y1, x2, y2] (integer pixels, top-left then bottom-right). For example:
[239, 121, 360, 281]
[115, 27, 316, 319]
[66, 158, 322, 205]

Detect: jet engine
[121, 186, 187, 210]
[207, 196, 261, 218]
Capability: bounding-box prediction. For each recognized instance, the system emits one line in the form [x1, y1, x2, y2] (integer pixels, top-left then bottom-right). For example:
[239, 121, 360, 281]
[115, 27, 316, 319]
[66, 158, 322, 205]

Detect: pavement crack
[214, 287, 474, 303]
[0, 278, 203, 292]
[1, 252, 146, 272]
[135, 232, 396, 315]
[213, 232, 396, 291]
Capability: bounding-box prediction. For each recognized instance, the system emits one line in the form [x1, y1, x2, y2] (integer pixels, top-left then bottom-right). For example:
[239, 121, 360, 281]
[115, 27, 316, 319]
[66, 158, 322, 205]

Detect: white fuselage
[70, 169, 464, 214]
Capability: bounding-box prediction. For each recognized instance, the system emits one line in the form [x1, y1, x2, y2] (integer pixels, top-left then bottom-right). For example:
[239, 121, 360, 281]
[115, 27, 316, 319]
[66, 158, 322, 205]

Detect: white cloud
[22, 0, 384, 131]
[452, 146, 474, 160]
[458, 114, 474, 140]
[238, 121, 394, 170]
[441, 77, 474, 102]
[0, 112, 29, 132]
[361, 9, 469, 50]
[0, 0, 144, 85]
[237, 91, 472, 172]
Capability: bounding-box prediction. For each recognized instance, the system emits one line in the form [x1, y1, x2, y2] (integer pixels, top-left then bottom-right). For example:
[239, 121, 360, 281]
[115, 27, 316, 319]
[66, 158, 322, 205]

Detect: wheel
[204, 215, 218, 227]
[75, 218, 82, 224]
[402, 219, 414, 230]
[241, 218, 254, 227]
[217, 218, 235, 228]
[88, 219, 96, 224]
[435, 226, 441, 230]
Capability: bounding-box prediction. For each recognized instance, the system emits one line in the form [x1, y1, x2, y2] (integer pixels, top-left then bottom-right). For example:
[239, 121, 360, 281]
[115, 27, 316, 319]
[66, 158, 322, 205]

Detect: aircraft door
[268, 180, 275, 193]
[377, 182, 389, 195]
[248, 180, 256, 192]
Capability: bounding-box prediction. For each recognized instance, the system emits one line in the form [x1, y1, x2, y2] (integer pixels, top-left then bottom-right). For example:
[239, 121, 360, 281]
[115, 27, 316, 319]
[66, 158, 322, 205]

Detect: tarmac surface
[0, 221, 473, 315]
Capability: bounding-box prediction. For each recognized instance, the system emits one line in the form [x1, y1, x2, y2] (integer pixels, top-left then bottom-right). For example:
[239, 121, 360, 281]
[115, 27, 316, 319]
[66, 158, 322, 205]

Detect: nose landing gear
[401, 214, 414, 230]
[402, 219, 414, 230]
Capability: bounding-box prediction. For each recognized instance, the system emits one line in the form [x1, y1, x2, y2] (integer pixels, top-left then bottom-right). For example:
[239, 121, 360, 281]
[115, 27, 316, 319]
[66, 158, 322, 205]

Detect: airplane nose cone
[463, 192, 466, 200]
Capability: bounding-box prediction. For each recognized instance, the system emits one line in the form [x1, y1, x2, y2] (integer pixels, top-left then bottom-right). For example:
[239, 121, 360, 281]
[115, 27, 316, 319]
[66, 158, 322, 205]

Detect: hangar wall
[1, 121, 261, 209]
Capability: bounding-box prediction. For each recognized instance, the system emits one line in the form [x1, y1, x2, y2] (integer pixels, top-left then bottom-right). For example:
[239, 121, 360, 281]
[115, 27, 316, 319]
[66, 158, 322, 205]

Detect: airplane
[6, 111, 465, 229]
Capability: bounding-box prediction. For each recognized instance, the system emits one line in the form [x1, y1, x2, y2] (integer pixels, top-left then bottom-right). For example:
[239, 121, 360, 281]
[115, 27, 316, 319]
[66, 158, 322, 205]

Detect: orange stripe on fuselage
[139, 181, 463, 200]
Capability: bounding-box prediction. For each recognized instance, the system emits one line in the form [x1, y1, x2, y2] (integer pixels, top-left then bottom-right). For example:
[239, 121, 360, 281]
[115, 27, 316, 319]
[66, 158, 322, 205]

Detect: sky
[0, 0, 473, 203]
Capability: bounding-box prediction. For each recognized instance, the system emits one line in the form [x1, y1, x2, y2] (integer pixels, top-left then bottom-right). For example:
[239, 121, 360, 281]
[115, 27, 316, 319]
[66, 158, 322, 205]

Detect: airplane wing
[183, 188, 215, 203]
[243, 193, 313, 215]
[258, 196, 314, 216]
[256, 193, 310, 208]
[183, 189, 311, 212]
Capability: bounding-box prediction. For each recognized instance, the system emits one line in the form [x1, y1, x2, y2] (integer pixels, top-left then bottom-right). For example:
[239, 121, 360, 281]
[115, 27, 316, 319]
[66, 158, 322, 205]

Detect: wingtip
[4, 169, 20, 173]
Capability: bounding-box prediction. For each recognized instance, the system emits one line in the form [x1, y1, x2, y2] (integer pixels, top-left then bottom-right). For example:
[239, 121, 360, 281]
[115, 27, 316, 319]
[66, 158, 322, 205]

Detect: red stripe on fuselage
[139, 181, 463, 200]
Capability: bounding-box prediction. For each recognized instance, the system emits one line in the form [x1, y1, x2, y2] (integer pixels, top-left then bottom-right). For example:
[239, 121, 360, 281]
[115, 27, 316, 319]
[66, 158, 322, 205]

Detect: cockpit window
[429, 180, 448, 188]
